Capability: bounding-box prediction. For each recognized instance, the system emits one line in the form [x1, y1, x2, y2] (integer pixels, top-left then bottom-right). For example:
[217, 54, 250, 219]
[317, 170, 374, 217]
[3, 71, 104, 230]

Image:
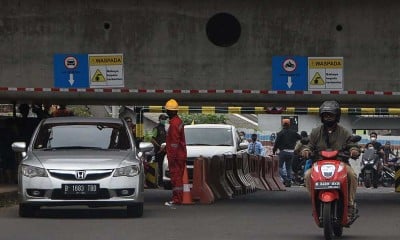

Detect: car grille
[48, 169, 113, 180]
[51, 189, 110, 200]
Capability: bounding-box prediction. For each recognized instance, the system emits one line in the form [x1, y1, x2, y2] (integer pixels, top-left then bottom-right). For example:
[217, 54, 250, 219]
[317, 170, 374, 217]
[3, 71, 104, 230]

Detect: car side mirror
[12, 142, 26, 153]
[139, 142, 154, 153]
[12, 142, 27, 158]
[239, 142, 248, 150]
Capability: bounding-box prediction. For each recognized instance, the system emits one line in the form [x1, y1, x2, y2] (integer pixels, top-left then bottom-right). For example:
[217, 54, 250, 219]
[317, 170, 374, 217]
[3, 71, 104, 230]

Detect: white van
[162, 124, 248, 189]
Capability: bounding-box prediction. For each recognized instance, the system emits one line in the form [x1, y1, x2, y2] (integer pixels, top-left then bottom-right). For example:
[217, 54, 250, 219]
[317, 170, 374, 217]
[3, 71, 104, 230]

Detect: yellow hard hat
[165, 99, 179, 110]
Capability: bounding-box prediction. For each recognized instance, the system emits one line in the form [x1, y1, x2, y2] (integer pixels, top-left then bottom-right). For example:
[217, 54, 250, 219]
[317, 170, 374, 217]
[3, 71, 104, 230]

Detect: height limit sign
[308, 57, 343, 91]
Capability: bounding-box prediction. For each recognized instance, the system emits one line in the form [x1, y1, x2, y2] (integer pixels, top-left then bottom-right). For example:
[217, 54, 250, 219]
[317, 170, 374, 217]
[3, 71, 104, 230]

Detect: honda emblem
[75, 170, 87, 180]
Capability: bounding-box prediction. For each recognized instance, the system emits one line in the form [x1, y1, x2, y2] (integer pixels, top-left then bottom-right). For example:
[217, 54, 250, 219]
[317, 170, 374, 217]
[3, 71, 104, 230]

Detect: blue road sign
[272, 56, 307, 90]
[54, 54, 89, 88]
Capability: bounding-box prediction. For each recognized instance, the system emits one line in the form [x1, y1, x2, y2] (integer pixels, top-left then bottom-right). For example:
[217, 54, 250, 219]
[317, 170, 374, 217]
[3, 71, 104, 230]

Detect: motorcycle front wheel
[364, 173, 372, 188]
[381, 176, 393, 187]
[333, 222, 343, 237]
[323, 202, 333, 240]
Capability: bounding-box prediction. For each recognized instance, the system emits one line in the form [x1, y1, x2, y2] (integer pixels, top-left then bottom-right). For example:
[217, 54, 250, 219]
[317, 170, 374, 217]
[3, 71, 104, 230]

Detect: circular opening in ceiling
[104, 22, 111, 30]
[336, 24, 343, 31]
[206, 13, 241, 47]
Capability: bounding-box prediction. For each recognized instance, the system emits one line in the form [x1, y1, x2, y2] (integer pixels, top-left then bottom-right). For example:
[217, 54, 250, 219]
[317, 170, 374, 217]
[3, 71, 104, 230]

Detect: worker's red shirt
[166, 115, 187, 160]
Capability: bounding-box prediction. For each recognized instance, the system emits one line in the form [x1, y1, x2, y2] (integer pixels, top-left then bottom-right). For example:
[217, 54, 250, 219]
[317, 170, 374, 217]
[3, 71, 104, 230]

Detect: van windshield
[185, 128, 233, 146]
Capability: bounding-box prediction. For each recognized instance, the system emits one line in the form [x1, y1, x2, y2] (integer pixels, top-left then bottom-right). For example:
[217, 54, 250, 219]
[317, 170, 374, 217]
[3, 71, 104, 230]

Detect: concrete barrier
[204, 157, 221, 200]
[192, 157, 214, 204]
[209, 155, 231, 199]
[259, 156, 271, 190]
[249, 154, 267, 190]
[224, 154, 243, 195]
[271, 155, 286, 191]
[263, 156, 280, 190]
[395, 166, 400, 193]
[234, 153, 252, 194]
[242, 153, 257, 192]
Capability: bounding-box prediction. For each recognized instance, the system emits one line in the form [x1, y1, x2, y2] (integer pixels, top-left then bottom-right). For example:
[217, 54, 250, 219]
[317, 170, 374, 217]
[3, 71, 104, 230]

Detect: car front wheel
[127, 203, 143, 218]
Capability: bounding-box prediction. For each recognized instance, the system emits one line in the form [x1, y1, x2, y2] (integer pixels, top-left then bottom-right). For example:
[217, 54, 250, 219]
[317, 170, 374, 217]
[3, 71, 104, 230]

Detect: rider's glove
[301, 150, 310, 159]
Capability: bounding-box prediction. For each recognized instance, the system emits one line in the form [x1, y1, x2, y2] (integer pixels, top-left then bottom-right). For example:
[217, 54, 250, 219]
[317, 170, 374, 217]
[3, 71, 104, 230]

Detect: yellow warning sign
[309, 58, 343, 69]
[89, 55, 123, 66]
[310, 72, 325, 85]
[91, 69, 106, 82]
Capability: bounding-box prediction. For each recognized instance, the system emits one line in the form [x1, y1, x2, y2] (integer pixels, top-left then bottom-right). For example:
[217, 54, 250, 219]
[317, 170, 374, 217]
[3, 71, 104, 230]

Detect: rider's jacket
[302, 124, 360, 163]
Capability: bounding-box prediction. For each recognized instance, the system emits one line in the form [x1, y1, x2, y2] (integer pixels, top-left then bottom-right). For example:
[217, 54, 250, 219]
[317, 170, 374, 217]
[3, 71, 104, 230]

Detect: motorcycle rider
[382, 141, 396, 165]
[301, 100, 360, 219]
[366, 132, 384, 176]
[366, 132, 383, 152]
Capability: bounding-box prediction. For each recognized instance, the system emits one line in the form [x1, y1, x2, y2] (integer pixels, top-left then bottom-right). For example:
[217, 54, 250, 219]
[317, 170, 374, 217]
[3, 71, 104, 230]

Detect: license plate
[315, 181, 340, 189]
[62, 184, 99, 195]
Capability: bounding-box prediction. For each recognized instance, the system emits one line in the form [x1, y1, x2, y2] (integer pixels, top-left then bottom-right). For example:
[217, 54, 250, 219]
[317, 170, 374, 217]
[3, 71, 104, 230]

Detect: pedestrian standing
[272, 119, 301, 187]
[124, 116, 139, 148]
[247, 133, 264, 156]
[164, 99, 187, 206]
[151, 114, 168, 187]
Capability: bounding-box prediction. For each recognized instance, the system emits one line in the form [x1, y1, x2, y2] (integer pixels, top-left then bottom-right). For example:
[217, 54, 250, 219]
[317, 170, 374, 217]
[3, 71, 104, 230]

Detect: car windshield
[33, 122, 131, 150]
[185, 127, 233, 146]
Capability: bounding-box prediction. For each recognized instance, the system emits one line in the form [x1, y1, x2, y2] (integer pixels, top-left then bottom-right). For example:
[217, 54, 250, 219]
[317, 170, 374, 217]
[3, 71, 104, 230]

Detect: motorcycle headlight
[321, 164, 336, 179]
[21, 165, 48, 178]
[113, 165, 140, 177]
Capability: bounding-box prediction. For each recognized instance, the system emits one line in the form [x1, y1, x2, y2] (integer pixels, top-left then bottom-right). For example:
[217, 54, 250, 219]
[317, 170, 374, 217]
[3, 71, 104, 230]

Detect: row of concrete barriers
[190, 152, 286, 204]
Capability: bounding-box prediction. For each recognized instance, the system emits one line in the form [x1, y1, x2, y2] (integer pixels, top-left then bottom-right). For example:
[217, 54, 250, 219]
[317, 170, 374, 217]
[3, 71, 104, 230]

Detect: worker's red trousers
[168, 158, 186, 204]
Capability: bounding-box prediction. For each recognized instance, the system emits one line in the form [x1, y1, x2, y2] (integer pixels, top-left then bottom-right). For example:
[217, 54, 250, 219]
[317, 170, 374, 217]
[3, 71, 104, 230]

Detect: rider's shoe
[348, 203, 358, 221]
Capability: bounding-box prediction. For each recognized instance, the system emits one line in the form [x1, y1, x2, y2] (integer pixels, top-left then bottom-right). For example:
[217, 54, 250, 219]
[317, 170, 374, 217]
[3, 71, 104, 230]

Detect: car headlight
[113, 165, 140, 177]
[21, 165, 48, 178]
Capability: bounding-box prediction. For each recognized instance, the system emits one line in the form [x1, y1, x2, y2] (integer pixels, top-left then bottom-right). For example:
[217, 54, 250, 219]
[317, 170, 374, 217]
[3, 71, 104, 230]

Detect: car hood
[186, 145, 236, 158]
[31, 150, 134, 170]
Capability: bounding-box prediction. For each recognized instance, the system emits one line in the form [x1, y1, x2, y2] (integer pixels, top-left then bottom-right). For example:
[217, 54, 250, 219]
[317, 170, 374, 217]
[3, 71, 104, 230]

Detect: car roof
[42, 117, 123, 124]
[184, 124, 233, 129]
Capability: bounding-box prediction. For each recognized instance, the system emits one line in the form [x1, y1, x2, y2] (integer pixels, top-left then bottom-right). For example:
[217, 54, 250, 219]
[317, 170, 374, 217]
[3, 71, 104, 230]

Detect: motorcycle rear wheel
[323, 202, 333, 240]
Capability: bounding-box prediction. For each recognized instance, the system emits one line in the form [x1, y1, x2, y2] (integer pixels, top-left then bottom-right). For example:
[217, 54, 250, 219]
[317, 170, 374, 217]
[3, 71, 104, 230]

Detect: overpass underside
[0, 0, 399, 107]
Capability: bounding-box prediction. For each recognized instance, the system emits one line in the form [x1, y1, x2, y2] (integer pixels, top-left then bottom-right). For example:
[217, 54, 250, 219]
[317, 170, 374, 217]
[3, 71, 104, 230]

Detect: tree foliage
[180, 113, 226, 125]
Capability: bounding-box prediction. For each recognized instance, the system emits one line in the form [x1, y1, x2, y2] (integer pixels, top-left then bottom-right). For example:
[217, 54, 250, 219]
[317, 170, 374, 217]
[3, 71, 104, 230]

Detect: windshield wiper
[41, 146, 106, 151]
[187, 143, 211, 146]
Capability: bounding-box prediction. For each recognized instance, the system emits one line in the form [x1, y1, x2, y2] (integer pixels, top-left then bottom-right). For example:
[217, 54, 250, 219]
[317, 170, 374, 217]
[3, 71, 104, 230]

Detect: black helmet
[159, 114, 168, 120]
[319, 100, 341, 123]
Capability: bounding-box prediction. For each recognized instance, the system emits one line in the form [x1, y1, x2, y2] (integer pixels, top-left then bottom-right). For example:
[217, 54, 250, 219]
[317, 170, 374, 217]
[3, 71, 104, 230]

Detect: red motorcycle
[310, 141, 360, 240]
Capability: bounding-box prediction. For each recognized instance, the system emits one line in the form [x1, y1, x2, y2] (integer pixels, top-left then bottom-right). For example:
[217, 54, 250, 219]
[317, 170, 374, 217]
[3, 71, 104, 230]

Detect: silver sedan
[12, 117, 153, 218]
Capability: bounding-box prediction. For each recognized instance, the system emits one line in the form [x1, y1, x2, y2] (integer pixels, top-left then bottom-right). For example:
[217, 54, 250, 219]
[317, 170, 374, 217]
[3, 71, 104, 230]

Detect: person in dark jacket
[151, 114, 168, 187]
[273, 119, 301, 187]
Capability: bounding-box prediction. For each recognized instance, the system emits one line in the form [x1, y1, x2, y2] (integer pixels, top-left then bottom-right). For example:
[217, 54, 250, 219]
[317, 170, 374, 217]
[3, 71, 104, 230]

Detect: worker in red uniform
[164, 99, 187, 206]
